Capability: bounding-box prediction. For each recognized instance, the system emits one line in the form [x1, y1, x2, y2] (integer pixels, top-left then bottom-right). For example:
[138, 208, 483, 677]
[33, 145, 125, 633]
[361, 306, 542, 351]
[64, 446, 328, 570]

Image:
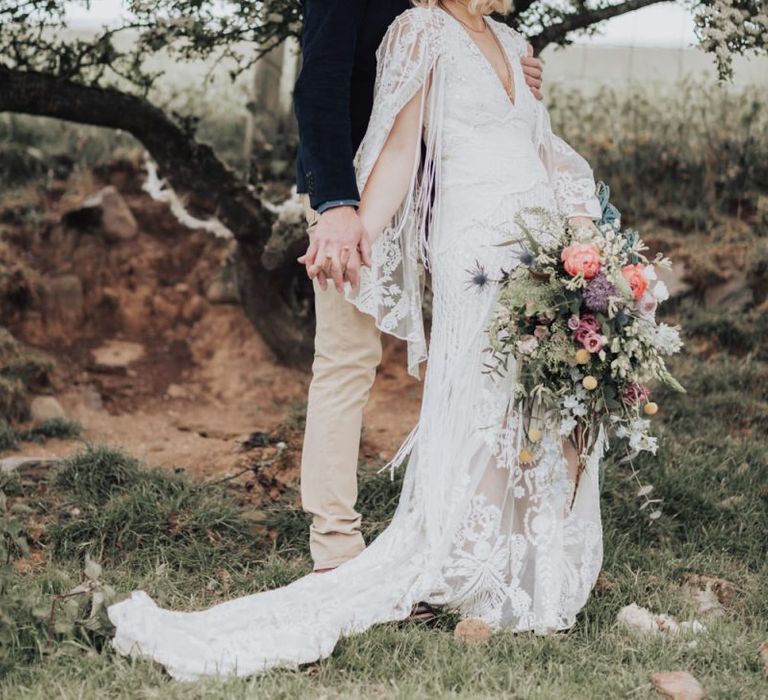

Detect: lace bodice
[347, 8, 601, 378]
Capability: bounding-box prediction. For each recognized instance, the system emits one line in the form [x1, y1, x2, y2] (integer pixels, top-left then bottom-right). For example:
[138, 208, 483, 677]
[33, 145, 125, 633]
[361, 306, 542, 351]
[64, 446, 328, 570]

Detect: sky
[64, 1, 698, 49]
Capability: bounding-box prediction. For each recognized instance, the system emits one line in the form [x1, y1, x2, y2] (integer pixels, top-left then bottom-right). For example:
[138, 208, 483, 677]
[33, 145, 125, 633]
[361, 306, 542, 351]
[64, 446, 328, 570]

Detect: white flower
[516, 336, 539, 356]
[652, 280, 670, 302]
[653, 323, 683, 355]
[562, 394, 581, 410]
[642, 265, 658, 281]
[559, 417, 577, 436]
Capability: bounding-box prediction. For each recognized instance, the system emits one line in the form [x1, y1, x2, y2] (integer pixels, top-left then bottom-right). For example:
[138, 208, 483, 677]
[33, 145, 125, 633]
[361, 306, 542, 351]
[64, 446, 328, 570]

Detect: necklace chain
[438, 1, 487, 33]
[438, 1, 515, 102]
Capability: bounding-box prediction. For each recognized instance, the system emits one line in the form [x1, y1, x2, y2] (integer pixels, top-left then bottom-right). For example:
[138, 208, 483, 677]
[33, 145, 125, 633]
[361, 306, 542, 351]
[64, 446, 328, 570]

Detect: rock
[43, 274, 84, 333]
[80, 384, 103, 411]
[181, 294, 206, 323]
[758, 640, 768, 676]
[617, 603, 660, 634]
[0, 456, 58, 474]
[91, 340, 145, 370]
[681, 574, 735, 617]
[454, 618, 492, 646]
[30, 396, 66, 425]
[594, 570, 618, 593]
[151, 295, 179, 324]
[78, 186, 139, 242]
[206, 274, 239, 305]
[716, 495, 744, 510]
[166, 384, 187, 399]
[650, 671, 706, 700]
[617, 603, 706, 636]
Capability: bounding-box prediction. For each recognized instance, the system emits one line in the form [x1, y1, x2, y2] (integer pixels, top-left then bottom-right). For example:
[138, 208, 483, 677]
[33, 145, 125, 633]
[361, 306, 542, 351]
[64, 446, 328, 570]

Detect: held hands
[522, 44, 543, 101]
[297, 206, 373, 292]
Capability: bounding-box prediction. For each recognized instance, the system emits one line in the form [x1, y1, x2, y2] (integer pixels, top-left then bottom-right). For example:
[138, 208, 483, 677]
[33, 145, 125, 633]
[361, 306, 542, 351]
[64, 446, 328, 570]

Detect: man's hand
[521, 44, 543, 101]
[297, 206, 373, 292]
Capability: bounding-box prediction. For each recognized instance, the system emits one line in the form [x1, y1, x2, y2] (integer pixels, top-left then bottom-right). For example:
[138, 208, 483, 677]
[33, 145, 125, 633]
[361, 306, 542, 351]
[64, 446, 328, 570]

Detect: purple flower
[567, 315, 581, 331]
[584, 272, 618, 312]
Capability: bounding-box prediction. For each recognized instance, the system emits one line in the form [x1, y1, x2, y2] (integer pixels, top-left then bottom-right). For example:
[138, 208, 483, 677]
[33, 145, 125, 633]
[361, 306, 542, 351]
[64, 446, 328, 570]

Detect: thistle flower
[519, 249, 535, 267]
[584, 272, 618, 312]
[466, 260, 491, 291]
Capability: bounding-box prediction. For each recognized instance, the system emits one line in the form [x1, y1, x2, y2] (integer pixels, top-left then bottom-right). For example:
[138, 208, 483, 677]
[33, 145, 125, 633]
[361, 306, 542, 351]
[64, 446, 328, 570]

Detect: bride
[108, 0, 605, 679]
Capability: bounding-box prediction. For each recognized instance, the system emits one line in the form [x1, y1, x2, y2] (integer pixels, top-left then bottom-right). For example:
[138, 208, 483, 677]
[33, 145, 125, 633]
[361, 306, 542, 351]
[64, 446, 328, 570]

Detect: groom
[293, 0, 545, 572]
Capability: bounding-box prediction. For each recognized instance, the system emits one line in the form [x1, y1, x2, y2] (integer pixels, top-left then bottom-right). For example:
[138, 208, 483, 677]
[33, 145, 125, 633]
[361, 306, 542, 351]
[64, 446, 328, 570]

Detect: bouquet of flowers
[485, 183, 684, 505]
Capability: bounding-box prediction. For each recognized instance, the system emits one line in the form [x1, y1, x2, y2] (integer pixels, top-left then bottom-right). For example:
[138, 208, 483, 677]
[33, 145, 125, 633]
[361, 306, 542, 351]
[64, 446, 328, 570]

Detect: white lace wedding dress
[108, 9, 605, 680]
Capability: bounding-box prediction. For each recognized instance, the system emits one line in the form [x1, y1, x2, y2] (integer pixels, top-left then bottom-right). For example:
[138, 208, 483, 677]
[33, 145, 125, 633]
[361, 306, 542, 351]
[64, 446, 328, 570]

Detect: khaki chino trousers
[299, 196, 382, 570]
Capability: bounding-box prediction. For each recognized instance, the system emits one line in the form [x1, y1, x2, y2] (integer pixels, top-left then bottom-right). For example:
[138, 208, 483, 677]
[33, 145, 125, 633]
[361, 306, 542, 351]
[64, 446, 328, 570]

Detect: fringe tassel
[378, 424, 420, 480]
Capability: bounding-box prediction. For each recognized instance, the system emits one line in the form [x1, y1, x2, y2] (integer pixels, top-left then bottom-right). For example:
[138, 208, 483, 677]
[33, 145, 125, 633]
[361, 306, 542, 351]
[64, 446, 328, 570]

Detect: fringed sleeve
[344, 8, 446, 379]
[534, 102, 602, 220]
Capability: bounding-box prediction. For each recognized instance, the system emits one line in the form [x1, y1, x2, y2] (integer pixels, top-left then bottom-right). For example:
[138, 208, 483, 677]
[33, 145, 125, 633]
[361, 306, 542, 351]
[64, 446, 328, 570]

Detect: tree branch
[526, 0, 669, 52]
[0, 67, 266, 246]
[0, 67, 313, 365]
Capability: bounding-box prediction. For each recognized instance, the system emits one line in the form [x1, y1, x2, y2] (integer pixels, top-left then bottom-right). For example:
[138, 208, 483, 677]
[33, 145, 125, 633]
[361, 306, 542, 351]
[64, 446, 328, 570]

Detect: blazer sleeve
[294, 0, 367, 210]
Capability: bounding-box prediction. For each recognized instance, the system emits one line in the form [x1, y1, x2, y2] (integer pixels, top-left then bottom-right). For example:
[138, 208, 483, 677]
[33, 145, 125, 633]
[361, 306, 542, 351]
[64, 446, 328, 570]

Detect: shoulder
[487, 17, 529, 56]
[387, 6, 446, 38]
[379, 7, 446, 57]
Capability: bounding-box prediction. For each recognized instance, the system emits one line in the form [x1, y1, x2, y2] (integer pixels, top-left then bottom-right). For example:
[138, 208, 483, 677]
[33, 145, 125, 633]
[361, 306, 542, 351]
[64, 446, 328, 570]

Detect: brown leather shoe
[409, 601, 438, 621]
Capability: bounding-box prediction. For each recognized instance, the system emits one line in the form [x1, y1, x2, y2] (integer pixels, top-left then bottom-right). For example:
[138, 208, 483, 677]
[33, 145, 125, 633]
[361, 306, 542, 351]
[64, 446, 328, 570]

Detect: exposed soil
[1, 157, 421, 503]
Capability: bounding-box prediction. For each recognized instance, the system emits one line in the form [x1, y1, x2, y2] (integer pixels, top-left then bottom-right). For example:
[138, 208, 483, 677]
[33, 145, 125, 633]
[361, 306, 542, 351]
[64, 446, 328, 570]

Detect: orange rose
[622, 263, 649, 300]
[561, 243, 601, 279]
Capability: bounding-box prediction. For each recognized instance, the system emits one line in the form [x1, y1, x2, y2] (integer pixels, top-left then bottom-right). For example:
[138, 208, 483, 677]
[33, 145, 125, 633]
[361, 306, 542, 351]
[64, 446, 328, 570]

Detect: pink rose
[574, 327, 591, 344]
[622, 263, 649, 301]
[578, 313, 600, 332]
[567, 315, 581, 331]
[583, 332, 605, 353]
[561, 242, 601, 279]
[622, 384, 650, 406]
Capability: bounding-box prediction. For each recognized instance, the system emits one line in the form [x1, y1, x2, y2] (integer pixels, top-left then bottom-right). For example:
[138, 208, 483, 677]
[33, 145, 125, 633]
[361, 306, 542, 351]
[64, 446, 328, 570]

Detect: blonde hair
[411, 0, 513, 15]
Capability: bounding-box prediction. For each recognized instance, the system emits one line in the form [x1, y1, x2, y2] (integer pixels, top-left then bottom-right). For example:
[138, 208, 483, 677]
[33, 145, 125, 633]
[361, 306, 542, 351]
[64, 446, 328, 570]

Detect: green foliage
[1, 2, 764, 96]
[0, 326, 55, 429]
[0, 1, 302, 93]
[53, 445, 142, 507]
[16, 419, 82, 444]
[51, 445, 258, 573]
[548, 82, 768, 232]
[0, 419, 19, 451]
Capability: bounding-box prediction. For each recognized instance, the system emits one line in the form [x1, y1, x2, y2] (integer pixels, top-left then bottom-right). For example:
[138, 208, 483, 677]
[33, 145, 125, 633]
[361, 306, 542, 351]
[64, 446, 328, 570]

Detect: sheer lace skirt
[108, 182, 604, 680]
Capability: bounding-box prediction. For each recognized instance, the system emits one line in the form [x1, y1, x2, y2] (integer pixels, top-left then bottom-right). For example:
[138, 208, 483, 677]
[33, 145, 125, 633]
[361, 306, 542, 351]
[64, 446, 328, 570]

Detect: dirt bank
[0, 156, 421, 497]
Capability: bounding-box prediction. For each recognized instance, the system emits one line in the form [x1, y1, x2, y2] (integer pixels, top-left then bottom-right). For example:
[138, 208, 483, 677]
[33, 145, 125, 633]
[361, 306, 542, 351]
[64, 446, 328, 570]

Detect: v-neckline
[440, 10, 517, 108]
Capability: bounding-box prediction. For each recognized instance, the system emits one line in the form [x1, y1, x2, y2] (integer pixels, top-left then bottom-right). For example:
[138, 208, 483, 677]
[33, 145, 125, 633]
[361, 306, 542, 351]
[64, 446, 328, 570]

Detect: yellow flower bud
[519, 449, 535, 464]
[643, 402, 658, 416]
[528, 428, 543, 442]
[575, 348, 591, 365]
[582, 375, 598, 390]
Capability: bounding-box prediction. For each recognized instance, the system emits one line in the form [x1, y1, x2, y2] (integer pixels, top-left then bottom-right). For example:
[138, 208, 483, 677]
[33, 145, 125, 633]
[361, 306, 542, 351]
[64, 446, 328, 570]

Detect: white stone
[30, 396, 66, 425]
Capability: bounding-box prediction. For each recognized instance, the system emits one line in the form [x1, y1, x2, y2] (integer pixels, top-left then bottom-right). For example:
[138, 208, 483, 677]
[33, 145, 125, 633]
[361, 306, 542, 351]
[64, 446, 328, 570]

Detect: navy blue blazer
[294, 0, 411, 211]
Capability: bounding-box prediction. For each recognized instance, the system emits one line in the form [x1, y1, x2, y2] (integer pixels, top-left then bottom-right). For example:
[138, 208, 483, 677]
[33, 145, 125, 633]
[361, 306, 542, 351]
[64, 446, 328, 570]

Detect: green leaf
[84, 553, 102, 582]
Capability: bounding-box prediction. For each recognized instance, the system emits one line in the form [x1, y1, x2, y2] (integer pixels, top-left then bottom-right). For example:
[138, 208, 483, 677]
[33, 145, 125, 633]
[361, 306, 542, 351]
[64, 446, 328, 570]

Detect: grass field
[1, 296, 767, 698]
